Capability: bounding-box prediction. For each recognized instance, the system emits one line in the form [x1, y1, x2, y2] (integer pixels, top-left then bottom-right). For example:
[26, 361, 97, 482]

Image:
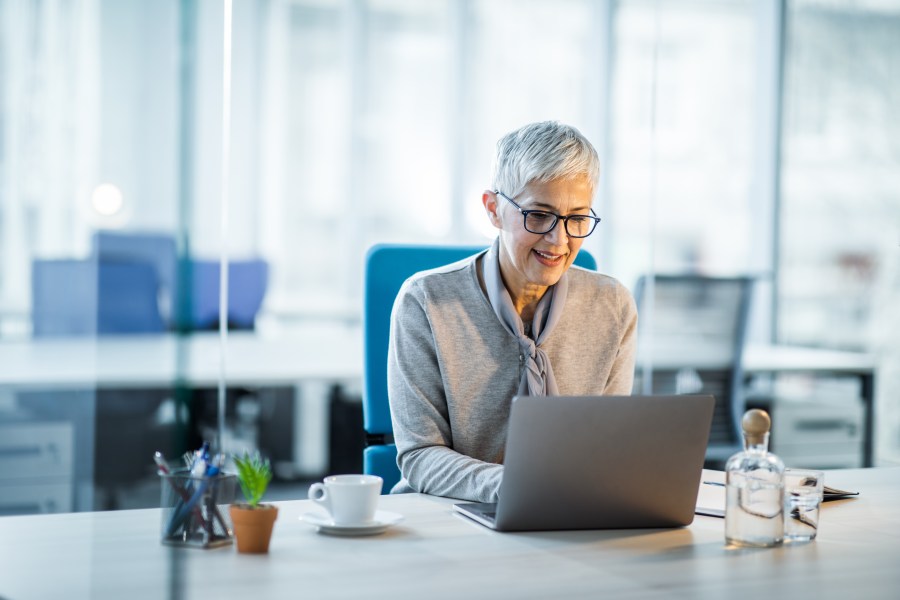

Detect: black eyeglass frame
[494, 190, 601, 238]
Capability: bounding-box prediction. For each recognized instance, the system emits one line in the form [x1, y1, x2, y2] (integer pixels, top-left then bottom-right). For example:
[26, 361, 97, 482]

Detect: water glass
[783, 468, 824, 543]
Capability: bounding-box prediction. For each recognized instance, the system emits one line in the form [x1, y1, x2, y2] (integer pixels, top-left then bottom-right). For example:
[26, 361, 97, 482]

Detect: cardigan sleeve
[387, 278, 504, 502]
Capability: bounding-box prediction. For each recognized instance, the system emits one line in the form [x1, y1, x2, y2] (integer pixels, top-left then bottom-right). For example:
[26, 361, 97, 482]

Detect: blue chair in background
[43, 232, 268, 332]
[92, 231, 178, 325]
[363, 244, 597, 493]
[32, 259, 165, 336]
[189, 259, 268, 330]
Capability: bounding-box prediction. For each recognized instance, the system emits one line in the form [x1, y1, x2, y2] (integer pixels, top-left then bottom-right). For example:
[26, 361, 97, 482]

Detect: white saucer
[299, 510, 404, 536]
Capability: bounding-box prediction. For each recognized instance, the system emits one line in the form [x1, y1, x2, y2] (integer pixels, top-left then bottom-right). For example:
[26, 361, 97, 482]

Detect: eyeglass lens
[524, 212, 596, 237]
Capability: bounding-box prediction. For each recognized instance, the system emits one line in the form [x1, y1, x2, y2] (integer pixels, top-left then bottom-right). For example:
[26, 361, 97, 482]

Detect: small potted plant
[230, 450, 278, 553]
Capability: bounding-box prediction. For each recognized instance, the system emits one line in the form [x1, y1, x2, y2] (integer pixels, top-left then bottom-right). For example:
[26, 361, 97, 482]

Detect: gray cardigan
[387, 249, 637, 502]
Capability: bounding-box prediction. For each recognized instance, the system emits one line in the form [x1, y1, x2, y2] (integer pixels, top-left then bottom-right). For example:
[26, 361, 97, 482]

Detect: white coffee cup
[307, 474, 383, 526]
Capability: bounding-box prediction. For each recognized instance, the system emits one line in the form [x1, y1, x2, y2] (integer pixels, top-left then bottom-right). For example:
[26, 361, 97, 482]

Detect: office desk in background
[744, 345, 877, 468]
[0, 326, 361, 389]
[0, 327, 363, 465]
[0, 326, 363, 512]
[0, 468, 897, 599]
[640, 344, 877, 467]
[2, 332, 873, 410]
[0, 332, 877, 466]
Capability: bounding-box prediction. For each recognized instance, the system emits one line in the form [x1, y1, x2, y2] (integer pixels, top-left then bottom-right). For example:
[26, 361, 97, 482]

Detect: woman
[387, 121, 637, 502]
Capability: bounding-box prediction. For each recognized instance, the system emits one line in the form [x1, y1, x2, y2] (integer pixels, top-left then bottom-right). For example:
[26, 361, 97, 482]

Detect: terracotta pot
[230, 504, 278, 554]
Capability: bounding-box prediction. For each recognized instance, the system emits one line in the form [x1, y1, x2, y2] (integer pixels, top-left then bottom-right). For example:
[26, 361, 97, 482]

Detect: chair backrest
[362, 243, 597, 491]
[93, 231, 178, 325]
[633, 274, 754, 464]
[93, 231, 270, 331]
[32, 259, 165, 336]
[189, 259, 269, 330]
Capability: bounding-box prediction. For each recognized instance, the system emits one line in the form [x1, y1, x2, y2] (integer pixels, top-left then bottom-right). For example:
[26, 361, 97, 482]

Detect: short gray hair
[491, 121, 600, 199]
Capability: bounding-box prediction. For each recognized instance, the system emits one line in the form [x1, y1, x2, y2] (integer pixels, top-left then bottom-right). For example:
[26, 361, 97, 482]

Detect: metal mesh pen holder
[159, 471, 236, 548]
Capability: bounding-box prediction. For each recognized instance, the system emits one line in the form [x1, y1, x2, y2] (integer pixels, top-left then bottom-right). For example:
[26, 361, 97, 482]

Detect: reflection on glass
[779, 0, 900, 463]
[609, 0, 757, 289]
[2, 0, 899, 520]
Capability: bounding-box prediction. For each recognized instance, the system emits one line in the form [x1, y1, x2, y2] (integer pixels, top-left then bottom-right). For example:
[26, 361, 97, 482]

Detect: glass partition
[1, 0, 897, 517]
[0, 0, 191, 513]
[608, 0, 760, 288]
[778, 0, 900, 464]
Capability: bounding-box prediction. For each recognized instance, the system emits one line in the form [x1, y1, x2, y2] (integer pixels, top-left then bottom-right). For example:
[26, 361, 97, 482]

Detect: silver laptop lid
[494, 394, 715, 531]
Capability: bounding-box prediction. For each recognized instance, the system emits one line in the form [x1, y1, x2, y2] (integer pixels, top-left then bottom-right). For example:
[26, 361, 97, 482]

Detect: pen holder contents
[159, 471, 236, 549]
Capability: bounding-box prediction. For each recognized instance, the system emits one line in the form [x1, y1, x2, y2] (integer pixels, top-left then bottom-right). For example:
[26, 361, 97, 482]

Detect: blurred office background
[0, 0, 898, 514]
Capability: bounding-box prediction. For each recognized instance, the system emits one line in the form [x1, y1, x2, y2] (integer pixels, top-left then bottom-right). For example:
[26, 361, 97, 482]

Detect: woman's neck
[508, 281, 546, 322]
[477, 254, 546, 321]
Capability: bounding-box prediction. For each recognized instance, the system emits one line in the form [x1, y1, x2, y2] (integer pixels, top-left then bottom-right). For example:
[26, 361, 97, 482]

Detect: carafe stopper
[741, 409, 771, 446]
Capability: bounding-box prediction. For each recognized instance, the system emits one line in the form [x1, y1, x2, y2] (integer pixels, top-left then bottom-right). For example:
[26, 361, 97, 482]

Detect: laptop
[453, 394, 715, 532]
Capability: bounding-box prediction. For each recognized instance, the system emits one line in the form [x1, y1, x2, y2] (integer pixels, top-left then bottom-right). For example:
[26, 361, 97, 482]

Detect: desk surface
[0, 327, 363, 389]
[0, 468, 898, 599]
[640, 343, 877, 373]
[0, 328, 877, 390]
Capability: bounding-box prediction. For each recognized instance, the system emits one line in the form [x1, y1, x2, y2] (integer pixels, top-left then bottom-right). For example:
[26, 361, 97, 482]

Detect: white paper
[695, 468, 726, 517]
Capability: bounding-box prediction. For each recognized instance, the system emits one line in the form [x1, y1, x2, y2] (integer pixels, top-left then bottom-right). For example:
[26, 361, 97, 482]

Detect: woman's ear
[483, 190, 502, 229]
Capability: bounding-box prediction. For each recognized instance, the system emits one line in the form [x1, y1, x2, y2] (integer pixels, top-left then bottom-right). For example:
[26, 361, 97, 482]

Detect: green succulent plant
[233, 451, 273, 508]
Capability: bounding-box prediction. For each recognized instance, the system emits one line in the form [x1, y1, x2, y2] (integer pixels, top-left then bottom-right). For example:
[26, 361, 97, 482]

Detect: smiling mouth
[532, 249, 565, 266]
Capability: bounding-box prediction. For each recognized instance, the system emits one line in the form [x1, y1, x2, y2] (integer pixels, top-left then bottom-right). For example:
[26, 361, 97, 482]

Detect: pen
[703, 481, 725, 487]
[153, 451, 173, 475]
[167, 450, 223, 537]
[206, 454, 232, 534]
[157, 458, 213, 536]
[160, 448, 215, 537]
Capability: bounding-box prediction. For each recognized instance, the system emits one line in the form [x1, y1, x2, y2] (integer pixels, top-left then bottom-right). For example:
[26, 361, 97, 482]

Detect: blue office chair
[92, 231, 178, 326]
[363, 244, 598, 493]
[633, 274, 754, 467]
[32, 258, 165, 336]
[189, 259, 269, 330]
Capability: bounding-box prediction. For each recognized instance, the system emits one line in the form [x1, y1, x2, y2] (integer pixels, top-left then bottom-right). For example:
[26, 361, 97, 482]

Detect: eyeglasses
[494, 190, 601, 238]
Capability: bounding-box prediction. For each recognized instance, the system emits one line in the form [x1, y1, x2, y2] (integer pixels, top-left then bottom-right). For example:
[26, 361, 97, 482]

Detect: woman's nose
[544, 219, 569, 245]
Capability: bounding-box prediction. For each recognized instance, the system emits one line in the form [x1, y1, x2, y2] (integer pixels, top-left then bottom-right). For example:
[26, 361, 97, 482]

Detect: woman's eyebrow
[525, 201, 592, 213]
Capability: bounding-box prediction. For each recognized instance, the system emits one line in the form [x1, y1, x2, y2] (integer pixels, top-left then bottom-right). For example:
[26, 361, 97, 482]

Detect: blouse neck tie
[483, 238, 568, 396]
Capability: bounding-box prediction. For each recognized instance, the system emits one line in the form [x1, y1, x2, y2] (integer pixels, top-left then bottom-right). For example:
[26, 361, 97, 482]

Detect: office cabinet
[770, 396, 864, 469]
[0, 422, 74, 514]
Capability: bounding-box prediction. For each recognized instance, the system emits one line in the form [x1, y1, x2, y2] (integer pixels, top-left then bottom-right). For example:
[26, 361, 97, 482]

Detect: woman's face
[484, 174, 593, 296]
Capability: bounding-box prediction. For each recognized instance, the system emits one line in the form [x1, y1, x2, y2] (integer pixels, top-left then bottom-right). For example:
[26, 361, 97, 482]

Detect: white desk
[0, 327, 361, 389]
[0, 333, 878, 473]
[2, 332, 871, 392]
[0, 468, 897, 599]
[638, 343, 876, 374]
[744, 345, 877, 374]
[0, 327, 363, 484]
